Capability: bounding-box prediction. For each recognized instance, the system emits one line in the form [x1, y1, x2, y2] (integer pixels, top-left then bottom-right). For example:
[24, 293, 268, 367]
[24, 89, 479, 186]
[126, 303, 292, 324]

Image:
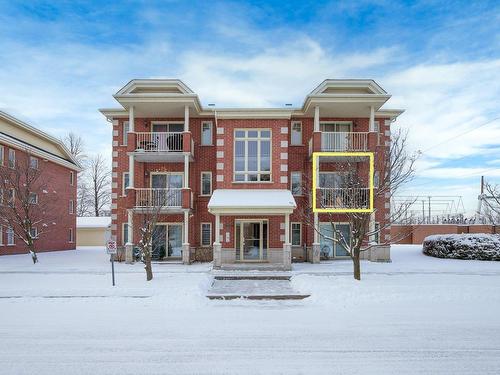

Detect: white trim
[290, 171, 302, 196]
[233, 129, 272, 183]
[122, 222, 129, 245]
[0, 225, 3, 245]
[0, 145, 3, 166]
[7, 226, 15, 245]
[122, 172, 130, 196]
[122, 121, 129, 146]
[68, 228, 74, 243]
[200, 171, 212, 196]
[291, 222, 302, 246]
[70, 171, 75, 186]
[290, 121, 302, 145]
[201, 121, 213, 146]
[69, 199, 74, 214]
[200, 222, 212, 247]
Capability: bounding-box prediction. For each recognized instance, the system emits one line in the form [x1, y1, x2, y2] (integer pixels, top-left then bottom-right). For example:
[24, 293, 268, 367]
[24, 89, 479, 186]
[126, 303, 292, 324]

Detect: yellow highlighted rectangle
[312, 152, 374, 213]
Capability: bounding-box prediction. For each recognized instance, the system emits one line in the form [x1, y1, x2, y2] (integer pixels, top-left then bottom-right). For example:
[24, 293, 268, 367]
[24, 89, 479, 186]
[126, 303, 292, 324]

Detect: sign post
[106, 240, 117, 286]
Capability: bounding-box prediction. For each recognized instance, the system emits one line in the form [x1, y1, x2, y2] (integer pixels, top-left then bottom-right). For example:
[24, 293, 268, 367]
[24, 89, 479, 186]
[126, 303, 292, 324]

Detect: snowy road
[1, 246, 499, 374]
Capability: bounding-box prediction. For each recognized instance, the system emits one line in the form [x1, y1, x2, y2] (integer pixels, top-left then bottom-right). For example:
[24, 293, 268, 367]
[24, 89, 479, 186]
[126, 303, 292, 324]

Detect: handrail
[135, 132, 183, 152]
[321, 132, 368, 151]
[135, 188, 182, 207]
[318, 187, 370, 209]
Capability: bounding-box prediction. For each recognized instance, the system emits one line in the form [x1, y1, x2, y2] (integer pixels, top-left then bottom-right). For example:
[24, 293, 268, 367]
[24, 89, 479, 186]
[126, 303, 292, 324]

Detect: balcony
[321, 132, 368, 152]
[133, 132, 194, 162]
[135, 188, 182, 209]
[317, 187, 370, 210]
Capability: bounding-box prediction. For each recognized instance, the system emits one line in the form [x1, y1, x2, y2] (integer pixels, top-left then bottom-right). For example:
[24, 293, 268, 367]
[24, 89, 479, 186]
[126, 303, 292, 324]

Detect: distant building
[0, 111, 81, 255]
[76, 217, 111, 246]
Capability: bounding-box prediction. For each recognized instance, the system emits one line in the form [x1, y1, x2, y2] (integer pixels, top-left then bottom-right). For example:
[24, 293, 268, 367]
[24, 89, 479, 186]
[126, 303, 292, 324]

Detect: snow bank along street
[1, 245, 499, 374]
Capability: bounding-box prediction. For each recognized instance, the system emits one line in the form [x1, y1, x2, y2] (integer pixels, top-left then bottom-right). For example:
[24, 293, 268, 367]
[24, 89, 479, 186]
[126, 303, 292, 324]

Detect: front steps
[206, 274, 310, 300]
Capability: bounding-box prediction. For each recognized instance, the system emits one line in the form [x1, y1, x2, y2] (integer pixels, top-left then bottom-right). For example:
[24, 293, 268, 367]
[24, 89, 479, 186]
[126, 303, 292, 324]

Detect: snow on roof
[77, 217, 111, 229]
[208, 189, 297, 209]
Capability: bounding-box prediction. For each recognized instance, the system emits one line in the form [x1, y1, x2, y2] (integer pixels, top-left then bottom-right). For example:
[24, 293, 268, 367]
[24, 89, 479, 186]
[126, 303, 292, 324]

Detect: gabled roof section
[0, 110, 81, 171]
[309, 79, 387, 96]
[115, 79, 194, 96]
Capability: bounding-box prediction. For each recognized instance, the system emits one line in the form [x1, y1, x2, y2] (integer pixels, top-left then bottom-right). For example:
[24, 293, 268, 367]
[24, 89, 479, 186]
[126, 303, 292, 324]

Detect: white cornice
[0, 133, 82, 171]
[0, 110, 82, 169]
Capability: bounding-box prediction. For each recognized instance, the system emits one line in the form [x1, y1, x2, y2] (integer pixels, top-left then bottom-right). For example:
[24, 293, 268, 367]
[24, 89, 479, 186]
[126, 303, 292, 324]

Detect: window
[7, 227, 14, 245]
[291, 121, 302, 145]
[234, 129, 271, 182]
[28, 192, 38, 204]
[69, 199, 74, 214]
[151, 122, 184, 132]
[0, 145, 4, 165]
[291, 172, 302, 195]
[70, 171, 74, 186]
[68, 228, 74, 243]
[30, 227, 38, 239]
[8, 149, 15, 168]
[0, 226, 3, 245]
[201, 223, 212, 246]
[371, 222, 381, 244]
[7, 189, 15, 205]
[320, 122, 352, 133]
[201, 121, 213, 145]
[374, 121, 380, 145]
[122, 223, 129, 245]
[122, 121, 130, 146]
[122, 172, 130, 195]
[374, 171, 380, 188]
[201, 172, 212, 195]
[291, 223, 301, 246]
[29, 156, 38, 169]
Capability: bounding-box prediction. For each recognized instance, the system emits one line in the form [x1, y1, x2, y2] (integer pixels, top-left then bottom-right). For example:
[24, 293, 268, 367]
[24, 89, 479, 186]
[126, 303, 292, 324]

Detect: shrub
[423, 234, 500, 261]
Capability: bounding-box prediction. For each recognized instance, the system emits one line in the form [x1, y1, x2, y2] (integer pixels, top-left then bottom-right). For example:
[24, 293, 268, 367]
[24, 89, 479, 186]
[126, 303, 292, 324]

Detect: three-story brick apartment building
[101, 79, 403, 270]
[0, 111, 81, 255]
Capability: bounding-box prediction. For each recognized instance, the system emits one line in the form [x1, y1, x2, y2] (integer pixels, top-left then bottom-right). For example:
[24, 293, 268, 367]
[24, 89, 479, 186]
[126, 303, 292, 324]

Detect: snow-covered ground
[1, 245, 499, 374]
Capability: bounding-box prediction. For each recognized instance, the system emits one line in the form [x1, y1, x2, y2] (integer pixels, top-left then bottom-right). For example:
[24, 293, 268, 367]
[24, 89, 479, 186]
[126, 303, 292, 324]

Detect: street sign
[106, 240, 117, 254]
[106, 240, 117, 286]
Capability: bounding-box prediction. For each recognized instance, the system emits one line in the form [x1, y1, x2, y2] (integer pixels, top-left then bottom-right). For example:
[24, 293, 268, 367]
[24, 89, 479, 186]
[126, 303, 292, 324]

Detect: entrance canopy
[208, 189, 296, 215]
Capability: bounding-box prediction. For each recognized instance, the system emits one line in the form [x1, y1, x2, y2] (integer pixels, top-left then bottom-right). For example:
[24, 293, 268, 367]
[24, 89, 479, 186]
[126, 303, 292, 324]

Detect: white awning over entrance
[208, 189, 297, 215]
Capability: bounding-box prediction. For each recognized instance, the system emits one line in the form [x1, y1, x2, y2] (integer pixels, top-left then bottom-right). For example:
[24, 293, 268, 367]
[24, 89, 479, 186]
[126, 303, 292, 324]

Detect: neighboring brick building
[0, 111, 81, 255]
[101, 79, 403, 269]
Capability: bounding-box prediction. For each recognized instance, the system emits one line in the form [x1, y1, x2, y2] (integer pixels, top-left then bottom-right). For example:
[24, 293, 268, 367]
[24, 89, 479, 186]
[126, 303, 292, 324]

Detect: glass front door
[235, 220, 268, 261]
[152, 224, 183, 260]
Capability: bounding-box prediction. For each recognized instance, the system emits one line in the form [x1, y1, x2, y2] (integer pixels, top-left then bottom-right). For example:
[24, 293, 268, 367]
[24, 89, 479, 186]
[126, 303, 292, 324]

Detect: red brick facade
[0, 141, 78, 255]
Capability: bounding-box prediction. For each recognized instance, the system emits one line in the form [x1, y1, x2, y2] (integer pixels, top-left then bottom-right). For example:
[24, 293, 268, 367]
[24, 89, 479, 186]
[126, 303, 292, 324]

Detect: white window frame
[0, 145, 4, 166]
[291, 222, 302, 246]
[7, 227, 14, 245]
[320, 121, 353, 132]
[200, 222, 212, 247]
[70, 171, 74, 186]
[68, 228, 74, 243]
[122, 172, 130, 196]
[29, 156, 39, 169]
[122, 222, 129, 245]
[122, 121, 130, 146]
[30, 227, 38, 239]
[8, 149, 15, 168]
[291, 172, 302, 195]
[374, 171, 380, 189]
[200, 171, 212, 196]
[291, 121, 302, 145]
[233, 129, 272, 183]
[69, 199, 74, 214]
[201, 121, 213, 146]
[0, 225, 3, 245]
[29, 192, 38, 204]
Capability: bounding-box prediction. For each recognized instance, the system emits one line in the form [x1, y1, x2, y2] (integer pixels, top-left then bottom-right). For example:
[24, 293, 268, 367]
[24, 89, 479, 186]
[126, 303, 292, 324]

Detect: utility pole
[428, 196, 431, 224]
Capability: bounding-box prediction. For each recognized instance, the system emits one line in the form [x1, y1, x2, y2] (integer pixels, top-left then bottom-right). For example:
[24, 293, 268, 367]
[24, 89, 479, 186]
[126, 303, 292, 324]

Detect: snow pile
[423, 234, 500, 261]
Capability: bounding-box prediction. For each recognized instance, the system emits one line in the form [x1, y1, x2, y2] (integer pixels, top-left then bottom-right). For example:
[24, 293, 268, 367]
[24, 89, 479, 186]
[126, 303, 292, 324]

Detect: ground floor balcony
[317, 187, 370, 210]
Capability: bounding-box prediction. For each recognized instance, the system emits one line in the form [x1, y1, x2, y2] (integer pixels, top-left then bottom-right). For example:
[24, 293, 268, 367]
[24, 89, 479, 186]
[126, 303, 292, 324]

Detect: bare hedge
[423, 234, 500, 261]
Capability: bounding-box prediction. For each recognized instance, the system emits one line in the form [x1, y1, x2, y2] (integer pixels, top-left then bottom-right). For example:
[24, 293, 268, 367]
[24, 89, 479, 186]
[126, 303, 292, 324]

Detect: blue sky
[0, 0, 499, 214]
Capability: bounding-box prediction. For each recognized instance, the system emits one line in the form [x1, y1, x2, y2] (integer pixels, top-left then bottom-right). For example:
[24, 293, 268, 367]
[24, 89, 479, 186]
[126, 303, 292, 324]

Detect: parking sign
[106, 240, 117, 254]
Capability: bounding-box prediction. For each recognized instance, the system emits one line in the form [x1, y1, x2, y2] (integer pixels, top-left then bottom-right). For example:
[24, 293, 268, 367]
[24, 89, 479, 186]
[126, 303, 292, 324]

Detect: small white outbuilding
[76, 217, 111, 247]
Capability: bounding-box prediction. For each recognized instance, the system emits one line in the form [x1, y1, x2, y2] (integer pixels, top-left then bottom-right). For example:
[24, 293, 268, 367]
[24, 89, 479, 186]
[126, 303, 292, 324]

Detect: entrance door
[152, 224, 183, 260]
[235, 220, 268, 261]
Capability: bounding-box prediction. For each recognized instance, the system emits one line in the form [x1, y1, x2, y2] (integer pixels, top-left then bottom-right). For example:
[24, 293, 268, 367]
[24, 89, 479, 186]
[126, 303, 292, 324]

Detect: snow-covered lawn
[1, 245, 499, 374]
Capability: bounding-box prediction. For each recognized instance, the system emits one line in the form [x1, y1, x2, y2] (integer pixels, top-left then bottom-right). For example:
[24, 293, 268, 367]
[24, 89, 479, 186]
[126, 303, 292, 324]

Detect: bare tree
[88, 154, 111, 217]
[481, 182, 500, 224]
[303, 129, 417, 280]
[62, 132, 86, 164]
[133, 187, 177, 281]
[0, 151, 60, 263]
[76, 179, 92, 216]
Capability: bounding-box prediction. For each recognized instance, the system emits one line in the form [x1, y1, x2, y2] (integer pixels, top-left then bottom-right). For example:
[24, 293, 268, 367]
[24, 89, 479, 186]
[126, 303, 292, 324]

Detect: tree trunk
[353, 248, 361, 281]
[144, 246, 153, 281]
[28, 240, 38, 264]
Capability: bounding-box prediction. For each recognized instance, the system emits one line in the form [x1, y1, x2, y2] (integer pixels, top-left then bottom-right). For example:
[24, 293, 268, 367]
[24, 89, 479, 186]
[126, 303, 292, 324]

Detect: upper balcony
[132, 131, 194, 163]
[320, 132, 369, 152]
